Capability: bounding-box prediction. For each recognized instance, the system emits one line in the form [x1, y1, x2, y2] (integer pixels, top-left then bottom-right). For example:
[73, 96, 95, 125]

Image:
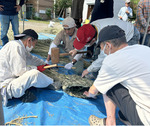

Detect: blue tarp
[3, 53, 124, 125]
[38, 33, 56, 40]
[0, 45, 2, 49]
[58, 17, 64, 21]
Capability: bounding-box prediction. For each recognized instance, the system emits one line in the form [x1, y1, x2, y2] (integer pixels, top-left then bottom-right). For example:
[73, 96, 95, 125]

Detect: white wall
[82, 0, 95, 22]
[114, 0, 125, 18]
[82, 0, 125, 22]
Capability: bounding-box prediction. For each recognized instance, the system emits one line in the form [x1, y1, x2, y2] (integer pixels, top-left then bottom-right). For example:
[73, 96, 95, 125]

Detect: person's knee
[28, 69, 40, 76]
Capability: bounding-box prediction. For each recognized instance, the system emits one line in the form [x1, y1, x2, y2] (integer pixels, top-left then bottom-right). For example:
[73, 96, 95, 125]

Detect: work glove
[45, 60, 49, 64]
[64, 62, 73, 69]
[37, 64, 49, 72]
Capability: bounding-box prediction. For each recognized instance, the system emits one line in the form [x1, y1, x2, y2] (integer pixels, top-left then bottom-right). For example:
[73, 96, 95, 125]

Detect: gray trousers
[128, 26, 140, 45]
[107, 84, 143, 125]
[0, 91, 4, 125]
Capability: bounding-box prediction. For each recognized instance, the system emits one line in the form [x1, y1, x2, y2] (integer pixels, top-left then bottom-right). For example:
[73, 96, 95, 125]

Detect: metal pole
[142, 1, 150, 45]
[53, 0, 56, 19]
[0, 91, 4, 125]
[23, 11, 24, 31]
[142, 16, 150, 45]
[22, 3, 26, 32]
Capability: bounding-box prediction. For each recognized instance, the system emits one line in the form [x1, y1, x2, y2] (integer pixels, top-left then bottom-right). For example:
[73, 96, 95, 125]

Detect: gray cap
[99, 25, 125, 43]
[62, 17, 76, 29]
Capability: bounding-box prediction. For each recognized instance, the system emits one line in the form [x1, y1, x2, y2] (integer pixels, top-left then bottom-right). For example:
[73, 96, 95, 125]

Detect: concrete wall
[26, 0, 54, 20]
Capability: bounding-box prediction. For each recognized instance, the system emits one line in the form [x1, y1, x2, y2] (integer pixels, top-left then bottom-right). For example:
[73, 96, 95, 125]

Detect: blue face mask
[101, 44, 112, 56]
[101, 44, 107, 57]
[85, 44, 91, 48]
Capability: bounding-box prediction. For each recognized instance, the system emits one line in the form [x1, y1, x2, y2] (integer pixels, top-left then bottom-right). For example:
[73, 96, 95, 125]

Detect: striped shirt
[134, 0, 150, 34]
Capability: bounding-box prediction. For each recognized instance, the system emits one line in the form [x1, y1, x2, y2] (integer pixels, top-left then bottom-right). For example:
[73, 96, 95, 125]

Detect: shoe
[118, 110, 131, 125]
[20, 89, 36, 103]
[88, 115, 106, 126]
[47, 81, 62, 90]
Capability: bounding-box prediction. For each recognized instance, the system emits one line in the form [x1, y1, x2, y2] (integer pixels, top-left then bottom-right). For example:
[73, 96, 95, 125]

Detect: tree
[130, 0, 140, 19]
[46, 8, 52, 19]
[54, 0, 72, 17]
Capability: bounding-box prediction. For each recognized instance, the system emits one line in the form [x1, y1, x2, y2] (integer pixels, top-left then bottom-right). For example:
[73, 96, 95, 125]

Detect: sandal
[89, 115, 106, 126]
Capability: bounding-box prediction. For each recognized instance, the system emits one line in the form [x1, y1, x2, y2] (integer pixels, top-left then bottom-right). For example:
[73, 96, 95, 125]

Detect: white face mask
[26, 42, 33, 52]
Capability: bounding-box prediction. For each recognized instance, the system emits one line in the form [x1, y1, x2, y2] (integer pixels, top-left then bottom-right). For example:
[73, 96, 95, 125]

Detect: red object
[37, 64, 49, 72]
[73, 24, 96, 50]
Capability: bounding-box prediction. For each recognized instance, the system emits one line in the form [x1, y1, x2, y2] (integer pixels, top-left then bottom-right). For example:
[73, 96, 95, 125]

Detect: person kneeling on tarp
[84, 25, 149, 125]
[0, 29, 60, 106]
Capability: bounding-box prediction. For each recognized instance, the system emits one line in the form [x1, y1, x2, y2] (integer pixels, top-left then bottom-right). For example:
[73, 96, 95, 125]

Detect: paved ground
[0, 19, 63, 45]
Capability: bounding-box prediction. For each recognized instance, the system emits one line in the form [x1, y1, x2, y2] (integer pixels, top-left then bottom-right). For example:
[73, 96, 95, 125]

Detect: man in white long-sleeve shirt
[118, 0, 133, 21]
[0, 29, 54, 106]
[69, 18, 140, 79]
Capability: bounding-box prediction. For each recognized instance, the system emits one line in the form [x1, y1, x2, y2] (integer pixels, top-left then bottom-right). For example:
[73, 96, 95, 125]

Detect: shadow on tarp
[2, 53, 124, 125]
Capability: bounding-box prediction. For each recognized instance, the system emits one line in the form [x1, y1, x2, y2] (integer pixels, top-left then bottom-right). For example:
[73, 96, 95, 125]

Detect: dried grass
[5, 115, 38, 125]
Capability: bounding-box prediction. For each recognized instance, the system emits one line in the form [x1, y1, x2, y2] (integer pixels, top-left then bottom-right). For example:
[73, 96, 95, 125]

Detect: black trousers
[106, 84, 143, 125]
[74, 19, 81, 29]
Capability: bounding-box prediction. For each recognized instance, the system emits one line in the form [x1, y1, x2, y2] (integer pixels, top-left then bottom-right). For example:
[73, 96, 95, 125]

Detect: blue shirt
[0, 0, 24, 15]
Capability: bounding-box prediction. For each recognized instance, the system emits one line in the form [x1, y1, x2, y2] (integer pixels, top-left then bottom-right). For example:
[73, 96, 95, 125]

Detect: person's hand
[0, 5, 4, 11]
[45, 60, 49, 64]
[79, 18, 82, 23]
[125, 10, 129, 14]
[82, 69, 89, 78]
[83, 91, 97, 99]
[69, 49, 77, 57]
[119, 16, 122, 20]
[37, 64, 49, 72]
[64, 62, 73, 69]
[15, 5, 21, 12]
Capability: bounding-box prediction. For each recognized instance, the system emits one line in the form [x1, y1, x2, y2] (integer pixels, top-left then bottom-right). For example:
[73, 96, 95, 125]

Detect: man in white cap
[118, 0, 133, 21]
[45, 17, 83, 72]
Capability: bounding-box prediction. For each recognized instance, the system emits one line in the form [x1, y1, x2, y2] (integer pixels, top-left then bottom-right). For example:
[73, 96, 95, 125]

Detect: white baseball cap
[125, 0, 130, 3]
[62, 17, 76, 29]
